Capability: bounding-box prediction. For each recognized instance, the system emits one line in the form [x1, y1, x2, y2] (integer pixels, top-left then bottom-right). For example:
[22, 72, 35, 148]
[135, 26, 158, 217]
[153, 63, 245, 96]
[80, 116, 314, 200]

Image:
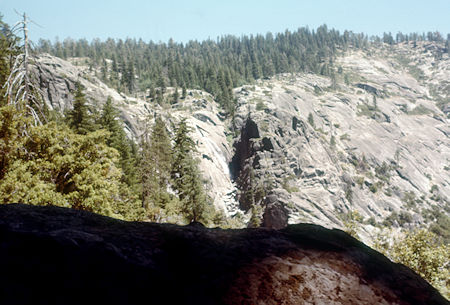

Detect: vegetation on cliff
[0, 16, 214, 223]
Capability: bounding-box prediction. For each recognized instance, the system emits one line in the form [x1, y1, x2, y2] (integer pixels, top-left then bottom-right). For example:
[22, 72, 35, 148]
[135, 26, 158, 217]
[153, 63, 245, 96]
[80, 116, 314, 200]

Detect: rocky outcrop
[32, 42, 450, 232]
[33, 55, 237, 217]
[0, 204, 448, 305]
[230, 41, 449, 231]
[34, 54, 146, 138]
[230, 117, 261, 210]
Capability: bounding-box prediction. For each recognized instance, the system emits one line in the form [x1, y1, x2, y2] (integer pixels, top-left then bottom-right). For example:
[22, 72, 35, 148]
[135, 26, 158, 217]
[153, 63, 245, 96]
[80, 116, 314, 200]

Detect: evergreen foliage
[35, 26, 449, 116]
[99, 97, 138, 189]
[373, 229, 450, 298]
[0, 17, 19, 107]
[67, 82, 96, 134]
[140, 116, 174, 220]
[36, 25, 369, 112]
[307, 112, 315, 128]
[0, 105, 142, 219]
[1, 15, 45, 123]
[0, 24, 142, 220]
[171, 118, 211, 223]
[345, 212, 450, 298]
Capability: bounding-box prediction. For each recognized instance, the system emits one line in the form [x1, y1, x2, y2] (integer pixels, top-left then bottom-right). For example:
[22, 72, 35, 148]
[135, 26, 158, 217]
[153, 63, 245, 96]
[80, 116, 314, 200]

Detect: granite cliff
[32, 41, 450, 231]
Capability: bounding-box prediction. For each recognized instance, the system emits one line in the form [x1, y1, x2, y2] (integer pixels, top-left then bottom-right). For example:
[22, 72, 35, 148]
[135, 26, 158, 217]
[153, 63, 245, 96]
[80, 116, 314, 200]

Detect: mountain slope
[230, 41, 449, 231]
[33, 41, 450, 233]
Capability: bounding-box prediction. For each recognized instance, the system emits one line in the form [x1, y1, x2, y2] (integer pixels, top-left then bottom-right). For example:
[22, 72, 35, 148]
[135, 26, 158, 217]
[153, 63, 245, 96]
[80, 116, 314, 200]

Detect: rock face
[34, 55, 237, 216]
[230, 42, 450, 230]
[0, 204, 448, 305]
[32, 41, 450, 231]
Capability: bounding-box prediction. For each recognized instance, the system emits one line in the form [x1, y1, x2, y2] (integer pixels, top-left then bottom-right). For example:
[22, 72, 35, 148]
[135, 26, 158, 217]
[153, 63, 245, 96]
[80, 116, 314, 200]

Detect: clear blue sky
[1, 0, 449, 43]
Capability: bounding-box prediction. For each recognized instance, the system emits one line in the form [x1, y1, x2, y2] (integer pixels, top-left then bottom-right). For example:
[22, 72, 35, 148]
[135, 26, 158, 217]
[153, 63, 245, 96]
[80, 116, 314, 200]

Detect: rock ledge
[0, 204, 447, 305]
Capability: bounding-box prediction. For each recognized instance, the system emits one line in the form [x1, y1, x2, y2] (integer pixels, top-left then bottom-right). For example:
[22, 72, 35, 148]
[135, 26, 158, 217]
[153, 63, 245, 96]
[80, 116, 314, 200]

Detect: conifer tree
[140, 116, 173, 219]
[0, 105, 126, 217]
[148, 86, 156, 100]
[99, 97, 137, 188]
[0, 17, 19, 107]
[125, 60, 135, 93]
[181, 84, 187, 99]
[171, 118, 210, 223]
[172, 87, 179, 104]
[157, 74, 166, 94]
[67, 82, 95, 134]
[3, 13, 45, 124]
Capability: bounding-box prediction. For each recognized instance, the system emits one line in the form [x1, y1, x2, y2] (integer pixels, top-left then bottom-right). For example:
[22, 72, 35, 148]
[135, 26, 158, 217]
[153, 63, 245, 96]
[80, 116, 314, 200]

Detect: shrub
[373, 229, 449, 298]
[256, 100, 266, 111]
[307, 112, 315, 127]
[330, 135, 336, 147]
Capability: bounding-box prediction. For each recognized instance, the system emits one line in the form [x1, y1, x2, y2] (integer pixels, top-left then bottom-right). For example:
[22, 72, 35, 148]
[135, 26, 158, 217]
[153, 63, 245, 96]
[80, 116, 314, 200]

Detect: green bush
[383, 211, 413, 227]
[373, 229, 449, 298]
[256, 100, 266, 111]
[307, 112, 315, 127]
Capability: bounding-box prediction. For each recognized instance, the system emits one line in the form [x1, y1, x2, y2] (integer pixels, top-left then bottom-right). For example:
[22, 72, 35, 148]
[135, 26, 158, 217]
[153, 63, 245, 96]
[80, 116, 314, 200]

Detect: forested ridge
[35, 26, 450, 112]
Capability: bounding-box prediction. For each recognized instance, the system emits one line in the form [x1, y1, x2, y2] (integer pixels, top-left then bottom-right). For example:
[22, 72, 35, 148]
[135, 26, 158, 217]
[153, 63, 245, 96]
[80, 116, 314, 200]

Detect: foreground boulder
[0, 204, 447, 305]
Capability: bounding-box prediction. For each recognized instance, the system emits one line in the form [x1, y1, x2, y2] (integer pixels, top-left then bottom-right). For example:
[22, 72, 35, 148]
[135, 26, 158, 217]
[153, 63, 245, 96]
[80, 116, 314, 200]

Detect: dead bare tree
[4, 12, 44, 125]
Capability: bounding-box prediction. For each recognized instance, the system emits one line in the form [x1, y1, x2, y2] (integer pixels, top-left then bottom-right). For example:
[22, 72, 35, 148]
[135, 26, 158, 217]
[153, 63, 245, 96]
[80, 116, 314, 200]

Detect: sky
[1, 0, 449, 44]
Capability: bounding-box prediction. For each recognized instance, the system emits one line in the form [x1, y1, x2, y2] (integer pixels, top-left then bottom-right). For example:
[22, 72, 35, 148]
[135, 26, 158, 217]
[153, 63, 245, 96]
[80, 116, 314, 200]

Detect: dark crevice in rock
[293, 167, 303, 177]
[356, 83, 380, 96]
[194, 113, 217, 126]
[245, 118, 260, 139]
[262, 137, 274, 151]
[396, 168, 421, 191]
[229, 117, 295, 227]
[229, 118, 259, 181]
[252, 154, 261, 168]
[202, 154, 213, 162]
[277, 127, 284, 137]
[292, 116, 299, 131]
[229, 118, 268, 212]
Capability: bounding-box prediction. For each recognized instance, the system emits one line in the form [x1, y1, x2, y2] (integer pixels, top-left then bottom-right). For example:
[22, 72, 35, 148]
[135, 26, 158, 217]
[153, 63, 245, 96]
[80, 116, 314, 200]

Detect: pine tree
[171, 118, 211, 223]
[3, 14, 45, 123]
[0, 106, 121, 216]
[67, 82, 95, 134]
[140, 116, 173, 219]
[37, 23, 377, 115]
[181, 83, 187, 99]
[148, 86, 156, 100]
[126, 60, 135, 93]
[172, 86, 179, 104]
[99, 97, 137, 188]
[156, 89, 164, 105]
[247, 166, 262, 228]
[0, 17, 19, 107]
[157, 74, 166, 94]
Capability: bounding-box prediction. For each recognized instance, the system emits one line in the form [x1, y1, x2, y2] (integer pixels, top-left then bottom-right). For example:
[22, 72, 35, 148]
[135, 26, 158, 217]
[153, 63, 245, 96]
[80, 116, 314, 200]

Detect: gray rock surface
[34, 55, 237, 217]
[230, 41, 449, 231]
[33, 41, 450, 231]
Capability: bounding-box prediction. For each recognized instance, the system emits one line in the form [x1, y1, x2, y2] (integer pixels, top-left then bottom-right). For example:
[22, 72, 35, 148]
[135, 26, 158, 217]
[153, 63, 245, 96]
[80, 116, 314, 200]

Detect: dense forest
[35, 27, 450, 113]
